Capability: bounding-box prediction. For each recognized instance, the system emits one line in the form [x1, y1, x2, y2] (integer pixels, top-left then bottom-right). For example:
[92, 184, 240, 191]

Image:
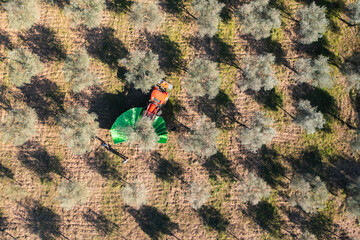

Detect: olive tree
[0, 106, 38, 146]
[289, 174, 330, 213]
[180, 116, 219, 158]
[299, 230, 317, 240]
[119, 50, 165, 92]
[351, 133, 360, 152]
[129, 2, 164, 32]
[183, 58, 220, 99]
[63, 50, 99, 92]
[57, 106, 99, 155]
[57, 181, 89, 210]
[64, 0, 105, 28]
[3, 0, 40, 30]
[122, 180, 148, 210]
[342, 61, 360, 90]
[235, 0, 281, 40]
[346, 1, 360, 25]
[122, 117, 160, 151]
[294, 55, 333, 88]
[297, 2, 329, 44]
[188, 182, 211, 209]
[346, 177, 360, 220]
[235, 172, 271, 205]
[192, 0, 224, 37]
[239, 111, 276, 153]
[7, 48, 44, 87]
[239, 54, 278, 91]
[294, 100, 325, 134]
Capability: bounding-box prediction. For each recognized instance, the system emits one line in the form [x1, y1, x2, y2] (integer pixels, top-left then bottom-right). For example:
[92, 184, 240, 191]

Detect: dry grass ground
[0, 0, 359, 239]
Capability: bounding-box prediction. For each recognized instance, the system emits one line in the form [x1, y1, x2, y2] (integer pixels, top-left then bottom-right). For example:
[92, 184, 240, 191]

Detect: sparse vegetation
[0, 106, 38, 146]
[235, 0, 281, 40]
[239, 54, 278, 91]
[3, 0, 40, 30]
[294, 100, 326, 134]
[57, 181, 89, 210]
[7, 48, 44, 87]
[192, 0, 224, 37]
[63, 49, 99, 92]
[129, 2, 164, 32]
[64, 0, 105, 28]
[183, 58, 220, 99]
[121, 180, 147, 209]
[235, 172, 271, 205]
[119, 50, 165, 92]
[57, 106, 98, 155]
[188, 182, 211, 209]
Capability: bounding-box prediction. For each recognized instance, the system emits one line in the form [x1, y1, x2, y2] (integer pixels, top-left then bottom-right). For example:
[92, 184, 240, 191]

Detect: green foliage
[240, 54, 278, 91]
[346, 177, 360, 220]
[289, 174, 330, 213]
[129, 2, 164, 32]
[64, 0, 105, 28]
[121, 180, 147, 209]
[183, 58, 220, 99]
[235, 172, 271, 205]
[192, 0, 224, 37]
[235, 0, 281, 40]
[296, 2, 329, 44]
[119, 50, 165, 92]
[63, 49, 99, 92]
[3, 0, 40, 30]
[342, 61, 360, 90]
[294, 55, 333, 88]
[123, 117, 160, 151]
[57, 106, 99, 155]
[0, 106, 38, 146]
[57, 181, 89, 210]
[188, 182, 211, 209]
[346, 1, 360, 25]
[180, 116, 219, 158]
[239, 111, 276, 153]
[295, 100, 325, 134]
[7, 48, 44, 87]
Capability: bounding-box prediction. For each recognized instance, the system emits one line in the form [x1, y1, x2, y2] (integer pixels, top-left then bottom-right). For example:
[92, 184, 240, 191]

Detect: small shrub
[57, 181, 89, 210]
[0, 106, 38, 146]
[2, 183, 29, 201]
[294, 100, 326, 134]
[123, 117, 160, 151]
[299, 230, 317, 240]
[3, 0, 40, 30]
[183, 58, 220, 99]
[63, 49, 99, 92]
[346, 177, 360, 220]
[188, 182, 211, 209]
[289, 174, 330, 213]
[235, 0, 281, 40]
[297, 2, 329, 44]
[240, 54, 278, 91]
[121, 180, 147, 209]
[294, 55, 333, 88]
[192, 0, 224, 37]
[180, 116, 219, 158]
[238, 111, 276, 153]
[351, 133, 360, 152]
[346, 1, 360, 25]
[129, 2, 164, 32]
[235, 172, 271, 205]
[7, 48, 44, 87]
[64, 0, 105, 28]
[119, 50, 165, 92]
[57, 106, 99, 155]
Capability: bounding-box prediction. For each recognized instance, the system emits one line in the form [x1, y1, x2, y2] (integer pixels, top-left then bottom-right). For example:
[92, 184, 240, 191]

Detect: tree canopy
[64, 0, 105, 28]
[346, 177, 360, 220]
[294, 100, 326, 134]
[188, 182, 211, 209]
[346, 1, 360, 25]
[3, 0, 40, 30]
[129, 2, 164, 32]
[122, 180, 148, 210]
[235, 172, 271, 205]
[192, 0, 224, 37]
[57, 181, 89, 210]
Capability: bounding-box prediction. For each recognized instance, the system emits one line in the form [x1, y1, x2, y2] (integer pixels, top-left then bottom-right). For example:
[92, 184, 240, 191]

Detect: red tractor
[143, 80, 173, 119]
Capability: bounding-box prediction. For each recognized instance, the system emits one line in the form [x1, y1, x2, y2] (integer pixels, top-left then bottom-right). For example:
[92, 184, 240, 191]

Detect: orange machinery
[143, 80, 173, 119]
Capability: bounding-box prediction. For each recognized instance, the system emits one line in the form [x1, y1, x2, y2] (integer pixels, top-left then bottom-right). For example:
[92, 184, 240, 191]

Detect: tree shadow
[83, 208, 119, 236]
[0, 210, 8, 231]
[161, 97, 188, 132]
[17, 141, 66, 182]
[203, 152, 239, 182]
[198, 205, 229, 233]
[23, 200, 62, 240]
[89, 84, 148, 129]
[0, 162, 14, 179]
[146, 33, 185, 74]
[259, 146, 286, 187]
[126, 205, 179, 239]
[20, 77, 65, 121]
[218, 0, 241, 23]
[149, 152, 185, 183]
[307, 212, 342, 240]
[106, 0, 132, 13]
[0, 30, 13, 50]
[254, 89, 284, 111]
[19, 25, 66, 62]
[159, 0, 185, 15]
[85, 27, 128, 69]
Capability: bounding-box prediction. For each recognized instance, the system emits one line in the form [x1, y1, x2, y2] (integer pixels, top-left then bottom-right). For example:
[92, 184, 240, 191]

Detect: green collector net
[110, 107, 168, 144]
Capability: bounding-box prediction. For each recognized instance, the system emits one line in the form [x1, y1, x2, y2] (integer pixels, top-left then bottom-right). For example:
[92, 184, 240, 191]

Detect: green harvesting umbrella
[110, 107, 168, 144]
